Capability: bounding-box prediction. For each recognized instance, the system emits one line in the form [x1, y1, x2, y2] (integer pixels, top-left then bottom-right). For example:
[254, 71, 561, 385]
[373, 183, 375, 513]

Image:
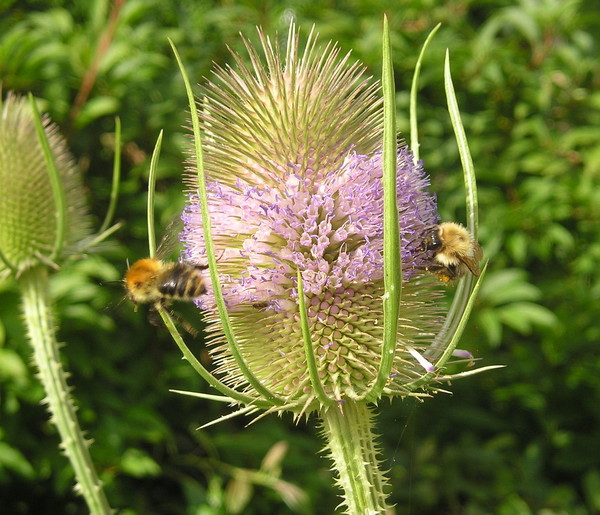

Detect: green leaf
[583, 469, 600, 511]
[74, 96, 119, 129]
[478, 309, 503, 348]
[497, 301, 557, 334]
[0, 441, 35, 478]
[480, 269, 541, 305]
[121, 448, 161, 478]
[226, 475, 253, 515]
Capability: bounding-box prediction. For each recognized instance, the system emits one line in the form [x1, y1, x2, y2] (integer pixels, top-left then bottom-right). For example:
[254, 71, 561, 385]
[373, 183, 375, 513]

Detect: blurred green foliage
[1, 0, 599, 513]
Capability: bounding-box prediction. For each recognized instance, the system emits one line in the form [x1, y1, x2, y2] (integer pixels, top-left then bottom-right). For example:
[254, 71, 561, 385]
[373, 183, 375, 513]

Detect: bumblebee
[124, 258, 208, 307]
[423, 222, 483, 282]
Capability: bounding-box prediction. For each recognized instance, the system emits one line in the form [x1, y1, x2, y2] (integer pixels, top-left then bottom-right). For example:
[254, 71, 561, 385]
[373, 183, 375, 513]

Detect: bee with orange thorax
[124, 258, 208, 308]
[423, 222, 483, 282]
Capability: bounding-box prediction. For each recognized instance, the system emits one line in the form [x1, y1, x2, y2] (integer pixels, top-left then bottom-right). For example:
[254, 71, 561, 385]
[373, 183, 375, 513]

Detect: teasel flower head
[177, 23, 457, 419]
[0, 93, 92, 278]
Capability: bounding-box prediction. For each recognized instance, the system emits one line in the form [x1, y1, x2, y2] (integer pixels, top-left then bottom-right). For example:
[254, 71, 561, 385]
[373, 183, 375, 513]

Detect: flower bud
[0, 93, 92, 277]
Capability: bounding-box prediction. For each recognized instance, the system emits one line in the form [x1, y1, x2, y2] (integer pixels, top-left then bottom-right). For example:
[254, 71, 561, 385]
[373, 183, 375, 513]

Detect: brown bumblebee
[124, 258, 208, 308]
[423, 222, 483, 282]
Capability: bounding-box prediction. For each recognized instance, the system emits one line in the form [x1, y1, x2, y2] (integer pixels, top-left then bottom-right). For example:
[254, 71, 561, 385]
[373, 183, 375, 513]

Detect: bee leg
[148, 309, 162, 327]
[424, 263, 459, 282]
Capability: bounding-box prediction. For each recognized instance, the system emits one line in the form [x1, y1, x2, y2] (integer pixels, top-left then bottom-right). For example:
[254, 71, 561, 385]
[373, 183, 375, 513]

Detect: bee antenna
[101, 279, 125, 287]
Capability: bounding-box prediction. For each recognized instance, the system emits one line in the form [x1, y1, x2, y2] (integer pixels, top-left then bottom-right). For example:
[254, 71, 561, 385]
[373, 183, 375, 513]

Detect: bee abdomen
[159, 264, 206, 300]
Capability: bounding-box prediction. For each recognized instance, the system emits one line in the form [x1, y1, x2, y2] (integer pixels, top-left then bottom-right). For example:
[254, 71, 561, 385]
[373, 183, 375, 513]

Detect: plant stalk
[319, 401, 389, 515]
[19, 266, 112, 515]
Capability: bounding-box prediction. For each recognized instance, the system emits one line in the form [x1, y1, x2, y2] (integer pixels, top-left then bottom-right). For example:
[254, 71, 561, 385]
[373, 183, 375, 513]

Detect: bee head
[123, 258, 163, 307]
[422, 226, 443, 252]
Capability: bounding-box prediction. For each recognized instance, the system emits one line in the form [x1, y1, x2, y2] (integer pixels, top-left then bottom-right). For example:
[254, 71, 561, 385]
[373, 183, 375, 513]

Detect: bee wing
[155, 214, 216, 265]
[459, 241, 483, 277]
[148, 305, 200, 338]
[155, 216, 185, 260]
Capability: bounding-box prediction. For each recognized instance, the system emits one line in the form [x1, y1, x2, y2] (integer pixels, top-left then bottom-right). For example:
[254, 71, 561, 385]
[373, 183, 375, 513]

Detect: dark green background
[1, 1, 599, 513]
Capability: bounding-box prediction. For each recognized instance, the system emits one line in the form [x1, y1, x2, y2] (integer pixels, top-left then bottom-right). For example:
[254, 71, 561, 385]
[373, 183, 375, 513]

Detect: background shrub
[1, 1, 599, 513]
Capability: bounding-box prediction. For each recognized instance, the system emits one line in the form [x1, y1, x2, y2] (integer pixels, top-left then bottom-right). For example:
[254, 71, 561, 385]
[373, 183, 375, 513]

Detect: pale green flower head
[0, 93, 92, 278]
[178, 25, 454, 416]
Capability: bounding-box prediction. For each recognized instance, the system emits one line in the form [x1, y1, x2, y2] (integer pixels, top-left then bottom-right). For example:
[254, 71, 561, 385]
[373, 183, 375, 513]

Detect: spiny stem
[19, 266, 112, 515]
[319, 402, 389, 514]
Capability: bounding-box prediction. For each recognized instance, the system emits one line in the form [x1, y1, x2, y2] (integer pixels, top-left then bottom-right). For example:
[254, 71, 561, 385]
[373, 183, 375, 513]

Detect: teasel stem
[319, 402, 389, 514]
[19, 266, 112, 515]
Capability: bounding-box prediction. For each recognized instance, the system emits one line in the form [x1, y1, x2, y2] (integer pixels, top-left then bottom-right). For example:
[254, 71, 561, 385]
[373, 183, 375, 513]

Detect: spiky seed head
[0, 93, 92, 277]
